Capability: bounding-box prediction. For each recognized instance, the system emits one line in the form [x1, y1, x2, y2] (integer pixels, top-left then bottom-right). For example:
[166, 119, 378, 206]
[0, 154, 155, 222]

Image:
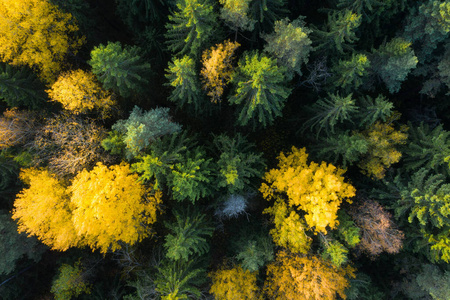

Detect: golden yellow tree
[47, 70, 115, 117]
[69, 162, 162, 253]
[0, 0, 84, 83]
[201, 40, 240, 103]
[265, 251, 355, 300]
[209, 264, 260, 300]
[12, 168, 81, 251]
[260, 147, 355, 234]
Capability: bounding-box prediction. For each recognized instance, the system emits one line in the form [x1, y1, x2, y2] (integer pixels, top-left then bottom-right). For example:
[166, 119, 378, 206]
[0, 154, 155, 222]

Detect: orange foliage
[260, 147, 355, 234]
[265, 251, 355, 300]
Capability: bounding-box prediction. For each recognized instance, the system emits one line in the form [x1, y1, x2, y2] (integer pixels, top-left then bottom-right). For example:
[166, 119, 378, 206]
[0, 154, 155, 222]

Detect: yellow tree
[12, 168, 81, 251]
[0, 0, 84, 83]
[69, 162, 162, 253]
[260, 147, 355, 235]
[47, 70, 115, 117]
[209, 264, 260, 300]
[201, 40, 240, 103]
[265, 251, 355, 300]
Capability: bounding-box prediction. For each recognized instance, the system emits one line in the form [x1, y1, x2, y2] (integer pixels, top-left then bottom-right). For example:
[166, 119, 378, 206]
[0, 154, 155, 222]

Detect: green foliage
[313, 9, 361, 54]
[406, 264, 450, 300]
[169, 147, 213, 203]
[0, 63, 47, 109]
[0, 151, 18, 190]
[248, 0, 289, 34]
[219, 0, 255, 32]
[101, 130, 126, 156]
[318, 131, 368, 168]
[337, 210, 361, 248]
[51, 261, 91, 300]
[321, 239, 349, 268]
[332, 53, 370, 91]
[165, 55, 203, 115]
[346, 272, 385, 300]
[263, 17, 313, 77]
[0, 210, 44, 275]
[357, 94, 394, 127]
[154, 258, 206, 300]
[164, 207, 214, 261]
[228, 51, 291, 128]
[304, 93, 358, 136]
[371, 38, 418, 93]
[403, 123, 450, 176]
[165, 0, 218, 57]
[212, 133, 265, 194]
[112, 106, 182, 159]
[115, 0, 165, 30]
[89, 41, 151, 98]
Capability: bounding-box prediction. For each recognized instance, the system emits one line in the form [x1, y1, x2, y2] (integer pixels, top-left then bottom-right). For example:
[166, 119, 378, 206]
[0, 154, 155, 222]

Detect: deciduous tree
[219, 0, 255, 31]
[51, 261, 92, 300]
[209, 264, 260, 300]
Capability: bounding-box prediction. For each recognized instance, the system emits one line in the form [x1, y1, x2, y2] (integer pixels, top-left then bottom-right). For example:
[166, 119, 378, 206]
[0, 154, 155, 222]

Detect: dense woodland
[1, 0, 450, 299]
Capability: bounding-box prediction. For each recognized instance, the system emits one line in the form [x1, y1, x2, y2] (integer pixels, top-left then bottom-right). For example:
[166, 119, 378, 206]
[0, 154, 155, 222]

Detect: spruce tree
[332, 53, 370, 91]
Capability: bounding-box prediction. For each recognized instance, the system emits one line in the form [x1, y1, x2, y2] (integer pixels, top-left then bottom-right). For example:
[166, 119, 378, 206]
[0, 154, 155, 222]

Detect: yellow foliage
[12, 168, 81, 251]
[263, 197, 312, 254]
[265, 251, 355, 300]
[47, 70, 115, 117]
[0, 0, 84, 83]
[359, 118, 408, 179]
[209, 264, 260, 300]
[201, 40, 240, 103]
[69, 162, 162, 253]
[260, 147, 355, 234]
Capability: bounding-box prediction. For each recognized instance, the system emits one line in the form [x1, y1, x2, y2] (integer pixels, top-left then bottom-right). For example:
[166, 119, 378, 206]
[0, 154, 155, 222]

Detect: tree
[110, 106, 181, 159]
[415, 264, 450, 300]
[165, 0, 219, 57]
[260, 147, 356, 234]
[212, 133, 265, 194]
[0, 0, 84, 83]
[0, 210, 45, 275]
[313, 9, 361, 54]
[164, 207, 214, 261]
[263, 18, 313, 77]
[31, 114, 109, 176]
[0, 63, 47, 110]
[370, 37, 418, 94]
[12, 168, 81, 251]
[69, 162, 162, 253]
[248, 0, 289, 34]
[219, 0, 255, 32]
[165, 55, 204, 115]
[0, 109, 40, 149]
[88, 41, 151, 98]
[228, 51, 292, 128]
[332, 53, 370, 91]
[47, 69, 115, 117]
[201, 40, 240, 103]
[51, 261, 92, 300]
[209, 264, 260, 300]
[350, 199, 404, 257]
[264, 251, 355, 300]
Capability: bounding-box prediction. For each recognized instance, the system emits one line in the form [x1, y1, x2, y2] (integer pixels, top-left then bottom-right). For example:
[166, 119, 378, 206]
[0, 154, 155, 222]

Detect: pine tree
[165, 55, 204, 115]
[219, 0, 255, 32]
[357, 94, 393, 127]
[332, 53, 370, 91]
[313, 9, 361, 54]
[164, 207, 214, 261]
[248, 0, 289, 34]
[0, 63, 47, 110]
[228, 51, 291, 128]
[165, 0, 219, 57]
[88, 41, 151, 98]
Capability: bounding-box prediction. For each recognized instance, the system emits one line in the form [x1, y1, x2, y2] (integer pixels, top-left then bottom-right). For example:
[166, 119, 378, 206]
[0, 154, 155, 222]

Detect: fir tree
[89, 41, 151, 98]
[248, 0, 289, 35]
[228, 51, 291, 128]
[357, 94, 393, 127]
[165, 0, 219, 57]
[0, 63, 47, 110]
[332, 53, 370, 91]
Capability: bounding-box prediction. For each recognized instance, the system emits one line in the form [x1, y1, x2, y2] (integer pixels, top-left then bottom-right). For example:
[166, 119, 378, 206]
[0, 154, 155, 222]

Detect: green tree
[212, 133, 265, 194]
[0, 64, 47, 110]
[219, 0, 255, 32]
[51, 261, 91, 300]
[371, 37, 418, 93]
[164, 207, 214, 261]
[249, 0, 289, 34]
[332, 53, 370, 91]
[313, 9, 361, 54]
[165, 0, 219, 57]
[165, 55, 204, 115]
[228, 51, 292, 128]
[0, 210, 45, 275]
[263, 18, 313, 78]
[110, 106, 181, 159]
[89, 41, 151, 98]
